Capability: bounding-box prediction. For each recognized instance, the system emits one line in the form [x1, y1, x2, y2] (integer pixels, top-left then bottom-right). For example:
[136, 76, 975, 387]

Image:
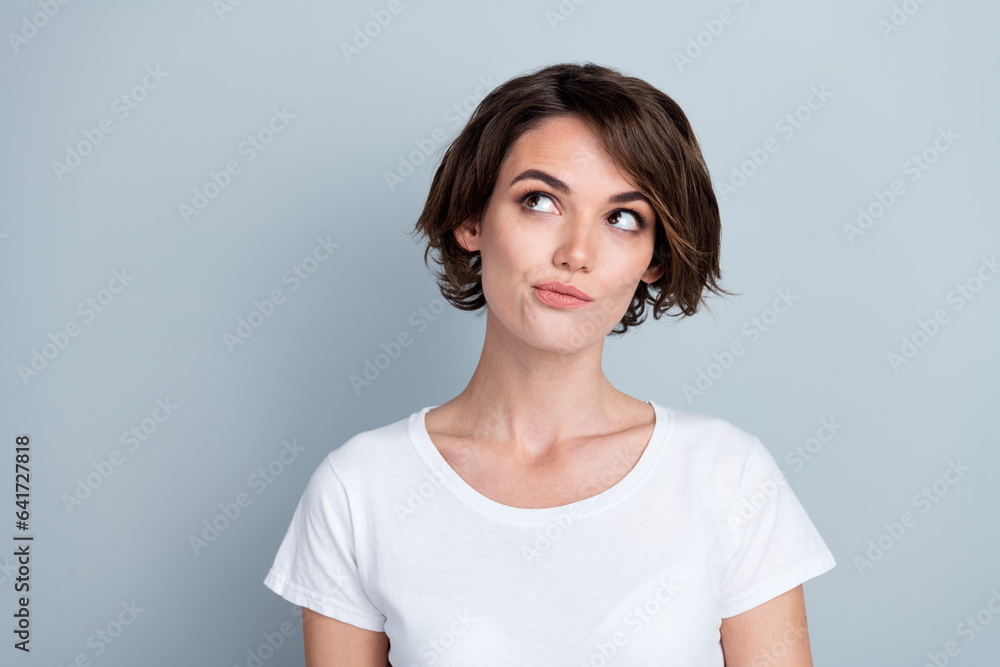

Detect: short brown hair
[410, 62, 733, 334]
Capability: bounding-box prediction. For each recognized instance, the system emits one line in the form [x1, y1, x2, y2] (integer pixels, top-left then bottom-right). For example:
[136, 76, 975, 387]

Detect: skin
[302, 114, 816, 666]
[425, 113, 668, 509]
[302, 608, 388, 667]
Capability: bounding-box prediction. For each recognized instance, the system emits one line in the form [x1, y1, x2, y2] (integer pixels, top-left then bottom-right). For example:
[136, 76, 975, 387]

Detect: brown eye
[522, 192, 557, 213]
[608, 209, 641, 231]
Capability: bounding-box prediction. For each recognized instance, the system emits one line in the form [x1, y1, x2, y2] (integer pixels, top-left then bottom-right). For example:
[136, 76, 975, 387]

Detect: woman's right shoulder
[320, 408, 421, 488]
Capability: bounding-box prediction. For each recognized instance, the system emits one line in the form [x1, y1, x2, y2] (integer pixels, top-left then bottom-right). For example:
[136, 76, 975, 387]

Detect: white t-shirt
[263, 400, 836, 665]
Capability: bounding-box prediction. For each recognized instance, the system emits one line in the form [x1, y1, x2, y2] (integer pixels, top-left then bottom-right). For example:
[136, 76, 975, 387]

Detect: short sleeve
[718, 438, 836, 618]
[263, 455, 386, 632]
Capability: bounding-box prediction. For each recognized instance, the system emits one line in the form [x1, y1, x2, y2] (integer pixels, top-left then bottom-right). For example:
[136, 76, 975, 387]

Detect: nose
[553, 214, 594, 272]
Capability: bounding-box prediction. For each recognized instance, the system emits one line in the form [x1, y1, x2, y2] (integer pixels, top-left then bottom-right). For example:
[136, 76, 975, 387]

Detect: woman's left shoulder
[654, 402, 760, 460]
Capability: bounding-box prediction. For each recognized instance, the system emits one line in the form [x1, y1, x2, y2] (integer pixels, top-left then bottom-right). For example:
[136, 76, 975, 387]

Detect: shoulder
[655, 403, 766, 495]
[661, 404, 761, 460]
[317, 407, 422, 491]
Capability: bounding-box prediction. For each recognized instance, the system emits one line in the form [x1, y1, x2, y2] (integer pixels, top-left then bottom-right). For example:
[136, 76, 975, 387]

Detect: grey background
[2, 0, 998, 665]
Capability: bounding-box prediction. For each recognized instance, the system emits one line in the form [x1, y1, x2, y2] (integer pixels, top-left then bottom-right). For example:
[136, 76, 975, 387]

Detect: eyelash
[515, 189, 648, 232]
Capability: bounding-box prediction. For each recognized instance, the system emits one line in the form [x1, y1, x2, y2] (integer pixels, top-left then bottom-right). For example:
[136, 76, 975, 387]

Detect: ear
[453, 214, 482, 253]
[641, 259, 666, 285]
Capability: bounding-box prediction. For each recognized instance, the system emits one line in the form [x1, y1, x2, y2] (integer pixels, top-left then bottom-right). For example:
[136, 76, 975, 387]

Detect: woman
[263, 62, 836, 665]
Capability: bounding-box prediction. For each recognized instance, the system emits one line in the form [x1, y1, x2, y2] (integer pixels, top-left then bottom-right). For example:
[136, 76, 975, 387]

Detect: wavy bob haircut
[411, 61, 732, 335]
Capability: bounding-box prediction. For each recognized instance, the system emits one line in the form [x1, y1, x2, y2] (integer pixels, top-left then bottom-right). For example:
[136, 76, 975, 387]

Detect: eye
[521, 192, 558, 214]
[608, 209, 644, 232]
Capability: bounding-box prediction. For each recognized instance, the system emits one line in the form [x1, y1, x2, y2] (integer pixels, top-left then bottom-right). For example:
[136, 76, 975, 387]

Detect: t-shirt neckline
[407, 400, 670, 524]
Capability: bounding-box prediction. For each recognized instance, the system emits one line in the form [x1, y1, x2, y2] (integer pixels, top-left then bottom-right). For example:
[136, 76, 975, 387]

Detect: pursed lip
[533, 281, 593, 301]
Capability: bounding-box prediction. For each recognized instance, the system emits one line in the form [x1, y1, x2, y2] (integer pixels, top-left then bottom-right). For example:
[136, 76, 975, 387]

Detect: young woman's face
[455, 114, 665, 352]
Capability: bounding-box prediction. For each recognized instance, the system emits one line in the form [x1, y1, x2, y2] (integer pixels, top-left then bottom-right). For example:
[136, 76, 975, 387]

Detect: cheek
[609, 247, 654, 292]
[478, 228, 524, 306]
[601, 254, 654, 316]
[478, 256, 500, 307]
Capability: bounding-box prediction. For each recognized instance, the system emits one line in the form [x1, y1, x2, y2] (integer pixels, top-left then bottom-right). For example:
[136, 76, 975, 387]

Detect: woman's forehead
[499, 134, 640, 195]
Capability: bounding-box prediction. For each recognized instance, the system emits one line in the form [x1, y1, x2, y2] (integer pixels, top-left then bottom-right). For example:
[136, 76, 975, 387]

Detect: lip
[534, 281, 593, 301]
[535, 280, 594, 301]
[533, 281, 593, 309]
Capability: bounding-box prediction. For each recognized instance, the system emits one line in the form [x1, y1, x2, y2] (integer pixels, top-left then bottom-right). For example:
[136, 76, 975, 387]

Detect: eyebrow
[509, 168, 652, 207]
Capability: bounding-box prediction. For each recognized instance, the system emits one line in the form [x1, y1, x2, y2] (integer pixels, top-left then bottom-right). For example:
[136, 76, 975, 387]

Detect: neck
[448, 308, 634, 453]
